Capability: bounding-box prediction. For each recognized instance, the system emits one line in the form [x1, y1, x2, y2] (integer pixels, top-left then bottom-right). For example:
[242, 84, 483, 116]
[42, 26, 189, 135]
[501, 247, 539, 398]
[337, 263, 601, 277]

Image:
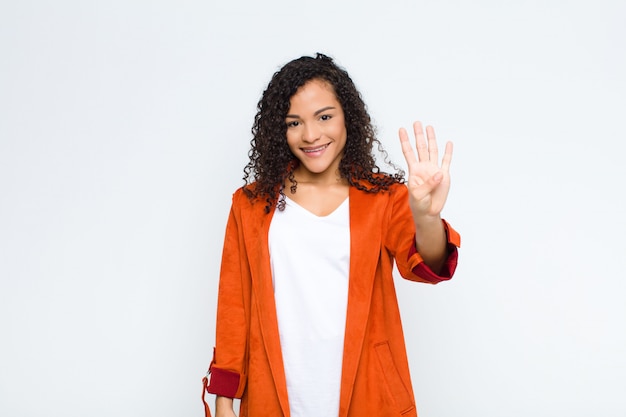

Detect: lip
[301, 143, 330, 154]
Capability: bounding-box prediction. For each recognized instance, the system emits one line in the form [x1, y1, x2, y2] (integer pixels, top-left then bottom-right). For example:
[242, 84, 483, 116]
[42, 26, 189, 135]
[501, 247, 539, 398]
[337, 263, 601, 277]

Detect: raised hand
[399, 121, 453, 220]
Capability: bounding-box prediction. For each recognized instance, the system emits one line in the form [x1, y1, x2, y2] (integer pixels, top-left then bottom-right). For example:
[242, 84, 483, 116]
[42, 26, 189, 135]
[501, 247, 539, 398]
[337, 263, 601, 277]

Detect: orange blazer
[204, 183, 460, 417]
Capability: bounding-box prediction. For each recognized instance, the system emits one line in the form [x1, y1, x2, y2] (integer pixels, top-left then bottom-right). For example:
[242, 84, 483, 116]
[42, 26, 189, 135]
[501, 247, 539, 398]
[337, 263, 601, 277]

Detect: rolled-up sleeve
[407, 220, 460, 284]
[207, 353, 247, 398]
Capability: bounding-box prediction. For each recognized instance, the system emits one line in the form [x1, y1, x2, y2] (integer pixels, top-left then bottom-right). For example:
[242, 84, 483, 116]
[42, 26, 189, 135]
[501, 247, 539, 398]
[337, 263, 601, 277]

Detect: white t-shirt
[268, 196, 350, 417]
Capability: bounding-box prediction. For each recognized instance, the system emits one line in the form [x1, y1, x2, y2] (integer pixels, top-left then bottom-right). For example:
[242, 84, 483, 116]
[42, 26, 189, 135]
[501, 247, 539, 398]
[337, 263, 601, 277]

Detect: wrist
[216, 395, 234, 412]
[413, 214, 442, 230]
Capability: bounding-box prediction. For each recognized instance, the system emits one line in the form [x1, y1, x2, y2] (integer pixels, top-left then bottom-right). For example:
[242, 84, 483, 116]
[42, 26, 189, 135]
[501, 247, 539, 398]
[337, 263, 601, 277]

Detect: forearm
[414, 214, 448, 274]
[216, 396, 236, 417]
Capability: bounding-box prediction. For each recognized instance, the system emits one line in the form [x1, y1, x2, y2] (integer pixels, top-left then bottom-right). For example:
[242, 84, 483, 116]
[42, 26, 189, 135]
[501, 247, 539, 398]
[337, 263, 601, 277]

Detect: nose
[302, 123, 321, 143]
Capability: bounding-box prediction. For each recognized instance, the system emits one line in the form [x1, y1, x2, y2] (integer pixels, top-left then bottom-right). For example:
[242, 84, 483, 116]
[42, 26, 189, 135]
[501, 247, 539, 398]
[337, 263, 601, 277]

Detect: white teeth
[303, 144, 329, 153]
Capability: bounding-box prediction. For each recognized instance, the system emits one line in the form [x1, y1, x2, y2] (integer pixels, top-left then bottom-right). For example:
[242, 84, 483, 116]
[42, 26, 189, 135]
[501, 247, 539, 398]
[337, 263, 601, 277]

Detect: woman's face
[285, 79, 347, 183]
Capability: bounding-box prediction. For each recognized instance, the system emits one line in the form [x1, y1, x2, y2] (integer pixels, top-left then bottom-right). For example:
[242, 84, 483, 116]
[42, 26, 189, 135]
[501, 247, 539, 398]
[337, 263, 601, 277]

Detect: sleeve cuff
[407, 219, 460, 284]
[205, 350, 247, 398]
[207, 366, 244, 398]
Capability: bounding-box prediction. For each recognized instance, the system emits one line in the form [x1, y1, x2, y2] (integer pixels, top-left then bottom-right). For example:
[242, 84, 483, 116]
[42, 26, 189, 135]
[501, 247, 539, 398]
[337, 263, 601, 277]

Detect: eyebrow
[285, 106, 336, 119]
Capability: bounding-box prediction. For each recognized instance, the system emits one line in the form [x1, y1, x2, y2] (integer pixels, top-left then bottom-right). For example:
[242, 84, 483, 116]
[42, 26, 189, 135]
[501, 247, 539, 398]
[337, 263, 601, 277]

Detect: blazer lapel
[339, 187, 385, 417]
[240, 200, 290, 417]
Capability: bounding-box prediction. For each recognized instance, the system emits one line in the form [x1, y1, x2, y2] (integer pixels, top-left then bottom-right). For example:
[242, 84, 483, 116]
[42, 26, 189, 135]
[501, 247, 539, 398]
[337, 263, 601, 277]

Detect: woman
[203, 53, 460, 417]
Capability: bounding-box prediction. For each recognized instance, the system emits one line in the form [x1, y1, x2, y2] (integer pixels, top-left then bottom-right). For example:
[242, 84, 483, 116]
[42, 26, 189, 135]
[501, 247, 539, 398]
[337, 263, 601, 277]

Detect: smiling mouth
[302, 143, 330, 153]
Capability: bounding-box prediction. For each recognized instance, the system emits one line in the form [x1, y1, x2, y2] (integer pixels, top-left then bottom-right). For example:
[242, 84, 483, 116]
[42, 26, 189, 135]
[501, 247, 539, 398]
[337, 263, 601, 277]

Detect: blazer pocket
[374, 341, 415, 414]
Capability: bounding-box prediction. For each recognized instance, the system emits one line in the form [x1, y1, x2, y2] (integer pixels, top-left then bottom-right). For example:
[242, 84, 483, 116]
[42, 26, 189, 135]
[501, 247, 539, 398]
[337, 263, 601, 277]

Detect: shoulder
[350, 181, 408, 214]
[385, 181, 407, 193]
[352, 174, 407, 197]
[231, 183, 275, 214]
[231, 185, 254, 207]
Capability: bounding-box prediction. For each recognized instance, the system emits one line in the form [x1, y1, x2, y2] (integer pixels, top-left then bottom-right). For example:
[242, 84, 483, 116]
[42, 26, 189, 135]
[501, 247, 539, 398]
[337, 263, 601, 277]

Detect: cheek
[332, 123, 347, 141]
[332, 117, 347, 137]
[285, 132, 298, 150]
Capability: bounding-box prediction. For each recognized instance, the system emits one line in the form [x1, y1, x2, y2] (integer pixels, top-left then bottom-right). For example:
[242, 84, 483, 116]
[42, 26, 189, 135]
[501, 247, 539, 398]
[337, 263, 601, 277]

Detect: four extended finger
[403, 121, 454, 173]
[412, 121, 429, 162]
[441, 141, 453, 172]
[399, 127, 418, 167]
[425, 125, 439, 164]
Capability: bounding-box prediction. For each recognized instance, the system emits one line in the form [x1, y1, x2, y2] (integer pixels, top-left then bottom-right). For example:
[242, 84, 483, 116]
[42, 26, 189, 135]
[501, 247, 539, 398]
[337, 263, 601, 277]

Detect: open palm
[399, 121, 453, 218]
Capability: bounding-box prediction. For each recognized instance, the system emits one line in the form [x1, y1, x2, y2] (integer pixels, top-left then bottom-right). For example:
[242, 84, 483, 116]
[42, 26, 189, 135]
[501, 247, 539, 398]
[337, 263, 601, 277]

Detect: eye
[286, 120, 300, 128]
[320, 114, 332, 121]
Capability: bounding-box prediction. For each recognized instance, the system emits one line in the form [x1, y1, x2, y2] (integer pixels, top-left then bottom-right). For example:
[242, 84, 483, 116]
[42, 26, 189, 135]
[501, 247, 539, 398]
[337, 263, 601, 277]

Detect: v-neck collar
[284, 195, 349, 218]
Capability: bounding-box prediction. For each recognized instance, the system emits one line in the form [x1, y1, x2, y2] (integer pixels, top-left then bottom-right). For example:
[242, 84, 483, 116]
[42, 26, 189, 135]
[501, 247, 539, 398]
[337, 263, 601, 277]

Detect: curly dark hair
[243, 53, 405, 212]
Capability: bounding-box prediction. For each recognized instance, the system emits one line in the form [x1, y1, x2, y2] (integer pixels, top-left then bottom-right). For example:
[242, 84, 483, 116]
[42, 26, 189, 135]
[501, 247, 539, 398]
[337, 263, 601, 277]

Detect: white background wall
[1, 0, 624, 416]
